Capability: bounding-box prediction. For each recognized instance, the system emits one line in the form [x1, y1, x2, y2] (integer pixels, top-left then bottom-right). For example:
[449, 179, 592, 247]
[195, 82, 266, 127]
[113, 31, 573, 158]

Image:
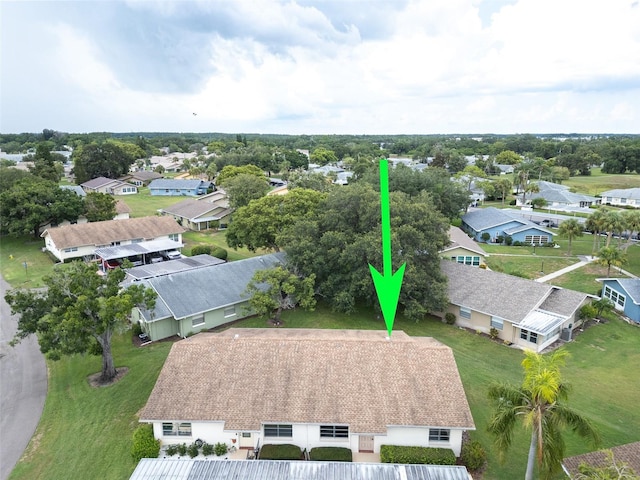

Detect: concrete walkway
[535, 255, 595, 283]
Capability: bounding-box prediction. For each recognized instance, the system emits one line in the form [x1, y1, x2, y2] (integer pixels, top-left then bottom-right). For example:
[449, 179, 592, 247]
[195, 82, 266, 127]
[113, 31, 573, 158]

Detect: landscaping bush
[444, 312, 456, 325]
[165, 444, 178, 456]
[187, 443, 200, 458]
[379, 445, 456, 465]
[131, 424, 160, 462]
[489, 327, 499, 339]
[191, 245, 212, 256]
[309, 446, 353, 462]
[258, 443, 302, 460]
[504, 235, 513, 246]
[131, 322, 143, 337]
[481, 232, 490, 243]
[202, 442, 214, 456]
[211, 247, 228, 260]
[460, 440, 487, 471]
[177, 443, 187, 456]
[214, 442, 228, 456]
[512, 240, 523, 246]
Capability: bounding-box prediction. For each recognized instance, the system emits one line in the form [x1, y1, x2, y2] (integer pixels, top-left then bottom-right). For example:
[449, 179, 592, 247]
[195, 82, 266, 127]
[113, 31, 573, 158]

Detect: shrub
[509, 199, 516, 205]
[496, 235, 504, 244]
[177, 443, 187, 456]
[380, 445, 456, 465]
[211, 247, 228, 260]
[512, 240, 523, 246]
[191, 245, 212, 256]
[504, 235, 513, 246]
[460, 440, 487, 471]
[202, 442, 214, 456]
[213, 442, 228, 456]
[187, 443, 200, 458]
[480, 232, 491, 243]
[259, 443, 302, 460]
[131, 322, 143, 336]
[489, 327, 499, 339]
[444, 312, 456, 325]
[309, 447, 353, 462]
[165, 444, 178, 456]
[131, 424, 160, 462]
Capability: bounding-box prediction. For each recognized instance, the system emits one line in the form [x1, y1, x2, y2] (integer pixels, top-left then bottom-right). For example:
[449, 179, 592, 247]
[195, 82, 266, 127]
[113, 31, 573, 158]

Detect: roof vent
[234, 334, 240, 340]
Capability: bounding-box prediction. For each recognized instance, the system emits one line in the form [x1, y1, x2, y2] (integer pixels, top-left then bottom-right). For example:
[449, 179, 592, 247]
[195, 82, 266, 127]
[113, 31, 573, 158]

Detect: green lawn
[114, 188, 185, 218]
[12, 304, 638, 480]
[563, 168, 640, 196]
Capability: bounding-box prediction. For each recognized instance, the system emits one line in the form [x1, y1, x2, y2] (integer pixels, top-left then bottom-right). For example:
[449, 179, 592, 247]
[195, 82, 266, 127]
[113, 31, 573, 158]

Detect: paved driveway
[0, 275, 47, 480]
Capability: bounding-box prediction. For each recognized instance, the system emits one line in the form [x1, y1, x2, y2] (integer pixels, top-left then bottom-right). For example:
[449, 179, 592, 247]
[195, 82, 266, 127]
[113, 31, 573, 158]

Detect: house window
[224, 306, 236, 318]
[320, 425, 349, 438]
[131, 238, 143, 243]
[63, 246, 78, 253]
[603, 285, 625, 308]
[191, 314, 205, 327]
[520, 329, 538, 344]
[112, 241, 121, 246]
[169, 234, 179, 241]
[490, 317, 504, 330]
[459, 307, 471, 319]
[264, 424, 292, 437]
[429, 429, 450, 442]
[472, 256, 480, 266]
[525, 235, 549, 245]
[162, 422, 192, 436]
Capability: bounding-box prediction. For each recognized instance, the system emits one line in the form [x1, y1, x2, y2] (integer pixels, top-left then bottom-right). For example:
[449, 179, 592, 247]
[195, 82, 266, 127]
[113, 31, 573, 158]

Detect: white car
[163, 250, 182, 260]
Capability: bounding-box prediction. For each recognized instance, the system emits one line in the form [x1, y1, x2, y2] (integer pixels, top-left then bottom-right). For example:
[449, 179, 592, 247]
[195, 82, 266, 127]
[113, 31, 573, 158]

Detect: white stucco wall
[385, 426, 464, 456]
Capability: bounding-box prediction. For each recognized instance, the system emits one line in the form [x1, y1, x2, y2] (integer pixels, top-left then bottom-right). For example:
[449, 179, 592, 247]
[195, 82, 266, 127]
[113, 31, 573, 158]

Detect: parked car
[162, 250, 182, 260]
[104, 259, 121, 270]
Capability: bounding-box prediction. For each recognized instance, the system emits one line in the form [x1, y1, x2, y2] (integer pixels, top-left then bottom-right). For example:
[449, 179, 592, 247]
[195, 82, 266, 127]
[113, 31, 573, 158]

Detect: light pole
[531, 242, 536, 255]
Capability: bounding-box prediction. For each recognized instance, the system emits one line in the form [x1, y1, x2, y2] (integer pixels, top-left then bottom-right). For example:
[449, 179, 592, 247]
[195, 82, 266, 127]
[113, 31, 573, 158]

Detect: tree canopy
[221, 173, 270, 209]
[84, 191, 117, 222]
[5, 262, 156, 383]
[72, 141, 137, 183]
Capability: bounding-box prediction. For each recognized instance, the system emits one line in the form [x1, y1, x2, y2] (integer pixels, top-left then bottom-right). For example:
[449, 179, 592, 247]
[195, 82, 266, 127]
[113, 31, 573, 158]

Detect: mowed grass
[0, 235, 57, 288]
[9, 334, 173, 480]
[563, 168, 640, 196]
[6, 277, 640, 479]
[114, 187, 186, 218]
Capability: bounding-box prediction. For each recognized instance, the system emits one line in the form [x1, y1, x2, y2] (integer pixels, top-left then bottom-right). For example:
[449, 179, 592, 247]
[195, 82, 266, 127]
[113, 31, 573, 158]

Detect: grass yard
[182, 230, 267, 261]
[0, 235, 57, 289]
[113, 188, 185, 218]
[563, 169, 640, 196]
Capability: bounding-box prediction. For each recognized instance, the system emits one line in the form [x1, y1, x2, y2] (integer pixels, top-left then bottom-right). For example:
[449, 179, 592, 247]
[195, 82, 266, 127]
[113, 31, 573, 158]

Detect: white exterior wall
[153, 421, 227, 446]
[385, 426, 464, 456]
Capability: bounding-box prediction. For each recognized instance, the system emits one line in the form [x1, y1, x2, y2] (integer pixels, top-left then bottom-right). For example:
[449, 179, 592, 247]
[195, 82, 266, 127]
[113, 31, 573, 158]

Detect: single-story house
[139, 328, 475, 457]
[122, 254, 225, 285]
[130, 459, 471, 480]
[81, 176, 138, 195]
[522, 181, 600, 208]
[120, 170, 163, 187]
[597, 278, 640, 323]
[600, 187, 640, 208]
[148, 179, 212, 196]
[439, 261, 593, 352]
[159, 191, 232, 230]
[462, 207, 555, 245]
[131, 253, 286, 340]
[40, 196, 130, 232]
[441, 226, 488, 267]
[41, 216, 184, 262]
[562, 441, 640, 479]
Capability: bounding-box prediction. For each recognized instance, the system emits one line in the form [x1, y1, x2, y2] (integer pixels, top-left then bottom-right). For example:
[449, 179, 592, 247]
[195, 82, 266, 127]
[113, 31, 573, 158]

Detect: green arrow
[369, 158, 406, 337]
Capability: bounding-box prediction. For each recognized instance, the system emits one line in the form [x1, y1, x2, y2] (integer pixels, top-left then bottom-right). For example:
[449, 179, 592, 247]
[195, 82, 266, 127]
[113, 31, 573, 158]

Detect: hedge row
[131, 424, 160, 462]
[258, 443, 302, 460]
[379, 445, 456, 465]
[309, 446, 352, 462]
[190, 245, 228, 260]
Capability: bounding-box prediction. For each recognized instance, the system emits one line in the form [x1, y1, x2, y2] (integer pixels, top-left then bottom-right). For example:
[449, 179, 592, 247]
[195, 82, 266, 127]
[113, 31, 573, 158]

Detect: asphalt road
[0, 275, 47, 480]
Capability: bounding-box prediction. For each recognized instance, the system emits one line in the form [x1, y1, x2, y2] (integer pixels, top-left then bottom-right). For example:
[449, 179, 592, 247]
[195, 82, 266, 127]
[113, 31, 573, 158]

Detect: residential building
[139, 328, 475, 456]
[523, 181, 600, 209]
[462, 207, 554, 245]
[41, 216, 184, 262]
[600, 187, 640, 208]
[81, 176, 138, 195]
[159, 191, 232, 230]
[597, 278, 640, 324]
[131, 253, 286, 340]
[563, 441, 640, 479]
[120, 171, 163, 186]
[440, 261, 593, 352]
[148, 179, 212, 196]
[441, 226, 488, 267]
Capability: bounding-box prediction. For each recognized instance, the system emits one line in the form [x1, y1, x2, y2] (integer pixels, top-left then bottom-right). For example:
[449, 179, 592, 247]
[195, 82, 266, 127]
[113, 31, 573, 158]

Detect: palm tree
[596, 246, 627, 276]
[585, 209, 608, 252]
[558, 218, 583, 256]
[622, 210, 640, 251]
[601, 210, 624, 248]
[488, 350, 600, 480]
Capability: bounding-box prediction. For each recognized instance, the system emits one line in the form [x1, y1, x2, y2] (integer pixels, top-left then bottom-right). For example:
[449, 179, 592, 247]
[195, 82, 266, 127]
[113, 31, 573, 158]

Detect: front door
[239, 432, 253, 448]
[359, 435, 374, 452]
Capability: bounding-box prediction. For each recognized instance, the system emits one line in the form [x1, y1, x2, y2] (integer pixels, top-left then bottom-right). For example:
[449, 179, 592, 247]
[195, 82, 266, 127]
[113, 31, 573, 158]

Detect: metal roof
[130, 459, 470, 480]
[123, 255, 225, 283]
[94, 239, 184, 260]
[518, 310, 564, 335]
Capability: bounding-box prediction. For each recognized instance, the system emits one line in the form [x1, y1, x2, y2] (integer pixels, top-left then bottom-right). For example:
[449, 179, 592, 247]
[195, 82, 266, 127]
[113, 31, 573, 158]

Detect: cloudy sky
[2, 0, 639, 135]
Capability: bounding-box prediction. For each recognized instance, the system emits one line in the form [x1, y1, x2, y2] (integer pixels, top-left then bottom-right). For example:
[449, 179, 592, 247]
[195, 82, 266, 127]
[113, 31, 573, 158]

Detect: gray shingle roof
[140, 329, 475, 433]
[160, 197, 230, 220]
[131, 459, 471, 480]
[607, 278, 640, 304]
[442, 260, 588, 323]
[137, 253, 286, 320]
[462, 207, 526, 231]
[149, 179, 210, 190]
[42, 216, 185, 249]
[600, 187, 640, 200]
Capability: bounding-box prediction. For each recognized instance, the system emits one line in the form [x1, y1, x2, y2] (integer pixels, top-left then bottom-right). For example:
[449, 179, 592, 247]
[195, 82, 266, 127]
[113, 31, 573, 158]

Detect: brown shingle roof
[563, 442, 640, 478]
[115, 200, 131, 215]
[442, 226, 488, 256]
[140, 329, 475, 433]
[42, 216, 184, 249]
